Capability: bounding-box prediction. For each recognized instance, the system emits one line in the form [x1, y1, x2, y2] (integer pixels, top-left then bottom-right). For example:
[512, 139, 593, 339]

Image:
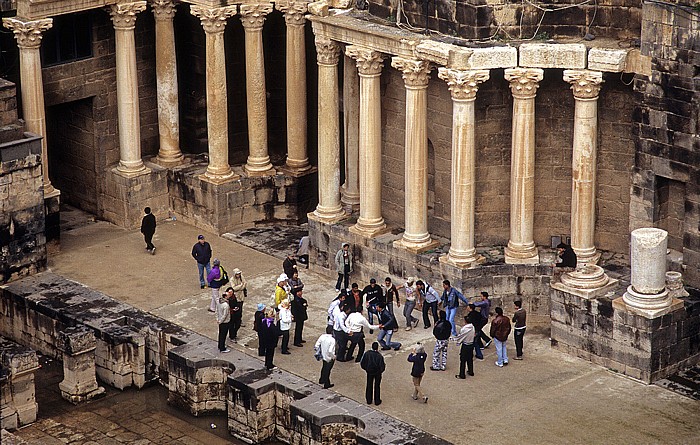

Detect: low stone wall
[0, 336, 39, 430]
[309, 219, 554, 320]
[550, 284, 700, 383]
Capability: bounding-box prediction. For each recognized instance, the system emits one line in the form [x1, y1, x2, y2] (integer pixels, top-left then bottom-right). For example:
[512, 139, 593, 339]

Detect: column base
[277, 164, 315, 178]
[614, 295, 684, 319]
[245, 156, 275, 176]
[504, 243, 539, 264]
[245, 165, 276, 177]
[284, 158, 311, 174]
[199, 170, 240, 184]
[349, 219, 389, 239]
[44, 184, 60, 199]
[573, 247, 601, 266]
[155, 153, 186, 167]
[393, 236, 440, 254]
[115, 162, 151, 178]
[307, 208, 348, 224]
[59, 384, 105, 404]
[622, 285, 673, 312]
[439, 252, 486, 269]
[341, 189, 360, 212]
[551, 265, 618, 299]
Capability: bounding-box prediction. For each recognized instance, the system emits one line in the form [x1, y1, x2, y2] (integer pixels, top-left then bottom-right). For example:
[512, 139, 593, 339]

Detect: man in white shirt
[344, 307, 380, 363]
[453, 316, 475, 379]
[333, 304, 351, 360]
[315, 326, 337, 389]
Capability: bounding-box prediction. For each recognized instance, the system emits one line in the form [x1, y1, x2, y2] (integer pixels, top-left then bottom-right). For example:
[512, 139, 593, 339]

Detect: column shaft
[111, 2, 149, 176]
[341, 55, 360, 210]
[242, 4, 274, 175]
[190, 5, 236, 181]
[152, 0, 183, 166]
[347, 46, 386, 237]
[311, 37, 344, 222]
[2, 17, 57, 195]
[438, 69, 489, 267]
[564, 70, 604, 265]
[504, 68, 543, 264]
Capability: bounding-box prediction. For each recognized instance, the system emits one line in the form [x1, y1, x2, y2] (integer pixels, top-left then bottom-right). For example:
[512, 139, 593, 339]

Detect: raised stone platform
[0, 336, 39, 430]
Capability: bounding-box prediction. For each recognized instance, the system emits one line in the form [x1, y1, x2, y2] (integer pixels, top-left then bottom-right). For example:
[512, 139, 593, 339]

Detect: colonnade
[2, 0, 311, 186]
[313, 36, 606, 267]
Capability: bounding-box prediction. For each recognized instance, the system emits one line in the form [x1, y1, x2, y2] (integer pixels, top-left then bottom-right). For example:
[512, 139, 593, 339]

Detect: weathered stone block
[519, 43, 587, 68]
[588, 48, 629, 72]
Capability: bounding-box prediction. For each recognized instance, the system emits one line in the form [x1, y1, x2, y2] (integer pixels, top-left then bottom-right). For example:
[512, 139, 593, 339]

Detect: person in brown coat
[490, 307, 511, 367]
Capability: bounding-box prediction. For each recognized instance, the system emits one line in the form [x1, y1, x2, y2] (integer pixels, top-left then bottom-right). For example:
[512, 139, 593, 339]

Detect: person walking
[315, 326, 336, 389]
[291, 289, 308, 347]
[231, 268, 247, 325]
[375, 302, 401, 351]
[384, 277, 400, 316]
[454, 315, 475, 379]
[345, 306, 379, 363]
[431, 310, 452, 371]
[283, 252, 298, 278]
[474, 291, 492, 348]
[441, 280, 469, 336]
[207, 259, 228, 312]
[398, 277, 419, 331]
[407, 344, 428, 403]
[226, 288, 243, 343]
[490, 307, 512, 367]
[278, 299, 292, 355]
[215, 294, 231, 353]
[297, 235, 310, 268]
[192, 235, 212, 289]
[512, 300, 527, 360]
[140, 207, 156, 254]
[363, 278, 384, 328]
[416, 280, 440, 329]
[253, 303, 266, 356]
[334, 243, 353, 291]
[360, 342, 385, 406]
[259, 307, 279, 370]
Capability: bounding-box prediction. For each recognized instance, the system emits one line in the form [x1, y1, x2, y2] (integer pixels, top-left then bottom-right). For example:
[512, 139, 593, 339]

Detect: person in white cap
[274, 274, 289, 308]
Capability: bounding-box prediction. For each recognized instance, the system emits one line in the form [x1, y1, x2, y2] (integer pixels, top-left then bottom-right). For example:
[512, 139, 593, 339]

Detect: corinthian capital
[504, 68, 544, 99]
[240, 3, 273, 29]
[563, 70, 604, 99]
[190, 5, 237, 34]
[2, 17, 53, 49]
[151, 0, 177, 20]
[391, 57, 432, 88]
[345, 46, 384, 76]
[276, 1, 307, 26]
[315, 37, 340, 66]
[437, 68, 490, 101]
[110, 2, 148, 30]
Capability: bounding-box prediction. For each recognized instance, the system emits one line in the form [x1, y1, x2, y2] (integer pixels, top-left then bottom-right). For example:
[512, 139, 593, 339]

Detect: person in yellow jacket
[274, 274, 289, 308]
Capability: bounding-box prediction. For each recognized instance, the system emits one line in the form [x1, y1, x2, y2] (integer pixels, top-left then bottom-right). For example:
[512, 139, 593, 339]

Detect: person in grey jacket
[335, 243, 353, 291]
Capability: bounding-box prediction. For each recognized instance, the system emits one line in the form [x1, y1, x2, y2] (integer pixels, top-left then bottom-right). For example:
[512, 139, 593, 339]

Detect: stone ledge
[519, 43, 587, 69]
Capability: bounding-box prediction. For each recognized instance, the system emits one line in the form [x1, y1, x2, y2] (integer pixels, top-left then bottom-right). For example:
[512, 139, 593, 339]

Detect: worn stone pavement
[24, 209, 700, 444]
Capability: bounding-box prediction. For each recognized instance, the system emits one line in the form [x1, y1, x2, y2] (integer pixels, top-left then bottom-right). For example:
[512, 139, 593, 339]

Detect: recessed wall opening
[654, 176, 685, 252]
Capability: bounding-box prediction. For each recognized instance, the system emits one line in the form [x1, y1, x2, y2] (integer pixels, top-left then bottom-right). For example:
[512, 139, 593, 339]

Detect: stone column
[341, 54, 360, 211]
[504, 68, 543, 264]
[58, 327, 105, 404]
[564, 70, 604, 266]
[437, 68, 489, 267]
[391, 57, 437, 252]
[277, 1, 310, 173]
[2, 17, 57, 196]
[190, 5, 237, 182]
[110, 2, 149, 176]
[152, 0, 183, 166]
[346, 46, 387, 238]
[241, 3, 274, 175]
[310, 37, 345, 223]
[623, 228, 672, 311]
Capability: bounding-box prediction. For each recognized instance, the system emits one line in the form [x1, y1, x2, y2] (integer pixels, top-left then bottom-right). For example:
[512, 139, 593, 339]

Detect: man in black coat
[360, 342, 386, 406]
[283, 252, 298, 279]
[290, 289, 308, 346]
[375, 302, 401, 351]
[140, 207, 156, 254]
[556, 242, 577, 268]
[363, 279, 385, 328]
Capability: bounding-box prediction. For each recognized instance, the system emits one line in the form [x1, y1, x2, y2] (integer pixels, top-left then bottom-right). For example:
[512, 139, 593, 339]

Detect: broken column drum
[622, 228, 672, 310]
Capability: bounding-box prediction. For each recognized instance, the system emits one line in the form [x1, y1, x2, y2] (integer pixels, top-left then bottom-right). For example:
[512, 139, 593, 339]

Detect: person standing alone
[490, 307, 511, 367]
[192, 235, 212, 289]
[512, 300, 527, 360]
[216, 294, 231, 353]
[140, 207, 156, 254]
[335, 243, 353, 291]
[315, 326, 336, 389]
[360, 342, 386, 406]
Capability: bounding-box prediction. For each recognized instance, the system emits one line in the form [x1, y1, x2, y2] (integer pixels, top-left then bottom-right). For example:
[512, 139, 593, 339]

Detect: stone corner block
[59, 327, 96, 356]
[587, 48, 628, 72]
[519, 43, 586, 69]
[468, 46, 518, 69]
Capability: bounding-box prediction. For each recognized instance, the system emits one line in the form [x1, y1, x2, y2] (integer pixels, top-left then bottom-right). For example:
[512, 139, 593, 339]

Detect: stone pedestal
[622, 228, 672, 314]
[58, 327, 105, 404]
[666, 271, 689, 298]
[0, 337, 39, 430]
[551, 264, 617, 299]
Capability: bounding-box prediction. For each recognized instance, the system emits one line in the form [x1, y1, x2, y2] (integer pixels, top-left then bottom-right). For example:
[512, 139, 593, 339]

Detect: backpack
[215, 266, 229, 287]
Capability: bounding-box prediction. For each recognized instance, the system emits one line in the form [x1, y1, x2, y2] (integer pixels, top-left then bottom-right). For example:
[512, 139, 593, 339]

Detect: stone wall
[368, 0, 642, 40]
[0, 336, 39, 431]
[631, 1, 700, 288]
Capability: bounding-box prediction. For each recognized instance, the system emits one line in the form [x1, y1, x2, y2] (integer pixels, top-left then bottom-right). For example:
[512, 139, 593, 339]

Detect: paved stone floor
[14, 208, 699, 444]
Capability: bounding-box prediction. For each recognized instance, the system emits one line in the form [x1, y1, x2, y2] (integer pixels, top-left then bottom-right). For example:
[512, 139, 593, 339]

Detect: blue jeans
[197, 262, 211, 287]
[377, 329, 401, 349]
[495, 338, 508, 366]
[446, 306, 458, 336]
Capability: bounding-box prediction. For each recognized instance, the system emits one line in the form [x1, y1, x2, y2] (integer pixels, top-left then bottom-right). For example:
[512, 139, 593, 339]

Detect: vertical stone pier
[58, 327, 105, 403]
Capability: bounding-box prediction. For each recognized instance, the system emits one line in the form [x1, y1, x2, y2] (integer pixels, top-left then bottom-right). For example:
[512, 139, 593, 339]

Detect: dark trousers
[365, 373, 382, 404]
[334, 330, 348, 360]
[459, 343, 474, 377]
[264, 346, 275, 369]
[257, 334, 265, 356]
[422, 301, 438, 328]
[320, 359, 334, 388]
[144, 232, 155, 250]
[280, 330, 290, 353]
[514, 328, 526, 357]
[294, 320, 304, 345]
[346, 332, 365, 362]
[218, 323, 228, 351]
[298, 254, 309, 267]
[229, 317, 241, 339]
[335, 272, 349, 291]
[477, 326, 491, 345]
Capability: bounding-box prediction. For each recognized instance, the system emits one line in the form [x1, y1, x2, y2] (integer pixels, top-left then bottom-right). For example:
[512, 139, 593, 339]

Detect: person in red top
[490, 307, 511, 368]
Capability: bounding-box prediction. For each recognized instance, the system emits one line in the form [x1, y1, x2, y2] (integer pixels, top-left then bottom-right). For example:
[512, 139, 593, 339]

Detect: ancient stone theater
[0, 0, 699, 443]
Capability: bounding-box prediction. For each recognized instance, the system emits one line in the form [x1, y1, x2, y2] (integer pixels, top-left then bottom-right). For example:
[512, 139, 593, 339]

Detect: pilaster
[342, 54, 360, 211]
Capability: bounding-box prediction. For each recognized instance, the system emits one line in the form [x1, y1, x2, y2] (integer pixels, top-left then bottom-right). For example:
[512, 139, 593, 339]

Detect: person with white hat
[274, 274, 290, 308]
